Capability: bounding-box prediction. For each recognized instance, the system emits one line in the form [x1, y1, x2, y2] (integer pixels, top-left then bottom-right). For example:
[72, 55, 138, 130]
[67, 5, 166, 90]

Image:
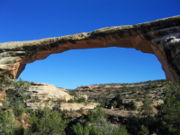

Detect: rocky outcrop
[0, 16, 180, 83]
[26, 82, 99, 111]
[27, 82, 72, 101]
[26, 83, 72, 109]
[59, 102, 99, 111]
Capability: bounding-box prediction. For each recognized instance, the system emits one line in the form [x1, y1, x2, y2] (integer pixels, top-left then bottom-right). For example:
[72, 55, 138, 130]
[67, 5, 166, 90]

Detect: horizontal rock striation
[0, 15, 180, 83]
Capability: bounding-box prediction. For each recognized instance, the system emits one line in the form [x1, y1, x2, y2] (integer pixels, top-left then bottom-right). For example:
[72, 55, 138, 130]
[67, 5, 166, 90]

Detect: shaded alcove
[19, 47, 165, 89]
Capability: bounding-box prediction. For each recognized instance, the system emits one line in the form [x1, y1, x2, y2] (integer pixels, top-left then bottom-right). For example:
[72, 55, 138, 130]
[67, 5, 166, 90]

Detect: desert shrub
[5, 79, 30, 117]
[124, 114, 157, 135]
[88, 126, 103, 135]
[73, 108, 130, 135]
[77, 97, 86, 102]
[125, 83, 180, 135]
[110, 94, 123, 108]
[0, 75, 13, 91]
[125, 116, 140, 134]
[110, 126, 131, 135]
[0, 109, 19, 135]
[68, 90, 77, 96]
[11, 79, 30, 98]
[27, 107, 67, 135]
[103, 94, 123, 109]
[125, 101, 136, 110]
[98, 97, 109, 107]
[138, 125, 149, 135]
[157, 84, 180, 135]
[0, 77, 30, 134]
[103, 95, 136, 110]
[68, 96, 86, 103]
[141, 95, 153, 117]
[73, 123, 90, 135]
[73, 122, 130, 135]
[88, 108, 107, 122]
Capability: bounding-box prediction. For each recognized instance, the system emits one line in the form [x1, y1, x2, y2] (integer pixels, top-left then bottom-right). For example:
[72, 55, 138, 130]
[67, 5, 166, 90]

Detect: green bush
[0, 77, 29, 134]
[88, 108, 107, 122]
[102, 95, 136, 110]
[5, 79, 30, 117]
[125, 83, 180, 135]
[88, 126, 103, 135]
[73, 108, 130, 135]
[0, 75, 13, 91]
[138, 125, 149, 135]
[158, 84, 180, 135]
[27, 107, 67, 135]
[141, 95, 153, 117]
[68, 96, 86, 103]
[111, 126, 131, 135]
[126, 101, 136, 110]
[106, 94, 123, 109]
[73, 123, 130, 135]
[73, 123, 90, 135]
[0, 109, 19, 135]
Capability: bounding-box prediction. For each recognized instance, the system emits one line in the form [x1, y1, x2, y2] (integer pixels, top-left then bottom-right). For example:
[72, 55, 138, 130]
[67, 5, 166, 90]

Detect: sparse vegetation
[101, 94, 136, 110]
[141, 95, 153, 117]
[157, 84, 180, 135]
[73, 108, 130, 135]
[68, 96, 86, 103]
[0, 109, 17, 135]
[27, 107, 67, 135]
[0, 77, 179, 135]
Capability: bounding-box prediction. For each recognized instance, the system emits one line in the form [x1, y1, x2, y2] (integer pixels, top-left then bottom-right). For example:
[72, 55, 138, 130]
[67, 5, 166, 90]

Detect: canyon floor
[0, 79, 179, 135]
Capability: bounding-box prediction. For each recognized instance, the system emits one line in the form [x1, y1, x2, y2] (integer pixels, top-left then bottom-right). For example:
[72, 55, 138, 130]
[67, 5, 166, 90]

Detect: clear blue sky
[0, 0, 179, 89]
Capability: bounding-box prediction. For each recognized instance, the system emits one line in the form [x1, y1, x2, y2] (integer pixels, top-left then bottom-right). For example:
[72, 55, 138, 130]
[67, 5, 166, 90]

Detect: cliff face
[0, 16, 180, 83]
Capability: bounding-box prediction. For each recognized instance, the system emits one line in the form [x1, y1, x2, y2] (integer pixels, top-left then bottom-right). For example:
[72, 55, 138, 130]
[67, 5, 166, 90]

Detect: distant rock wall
[0, 16, 180, 83]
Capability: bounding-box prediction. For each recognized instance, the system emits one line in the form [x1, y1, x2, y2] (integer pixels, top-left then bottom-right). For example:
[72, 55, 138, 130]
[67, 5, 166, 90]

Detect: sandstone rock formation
[28, 82, 72, 101]
[26, 82, 99, 111]
[0, 16, 180, 83]
[59, 102, 99, 111]
[26, 82, 73, 109]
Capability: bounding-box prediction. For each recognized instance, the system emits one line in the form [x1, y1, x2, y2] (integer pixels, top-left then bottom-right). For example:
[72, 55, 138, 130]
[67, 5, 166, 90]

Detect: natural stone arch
[0, 15, 180, 83]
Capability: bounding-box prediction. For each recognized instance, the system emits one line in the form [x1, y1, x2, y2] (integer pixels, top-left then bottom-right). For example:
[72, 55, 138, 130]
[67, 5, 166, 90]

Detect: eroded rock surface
[0, 16, 180, 83]
[26, 82, 99, 111]
[26, 83, 72, 109]
[28, 82, 72, 101]
[59, 102, 99, 111]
